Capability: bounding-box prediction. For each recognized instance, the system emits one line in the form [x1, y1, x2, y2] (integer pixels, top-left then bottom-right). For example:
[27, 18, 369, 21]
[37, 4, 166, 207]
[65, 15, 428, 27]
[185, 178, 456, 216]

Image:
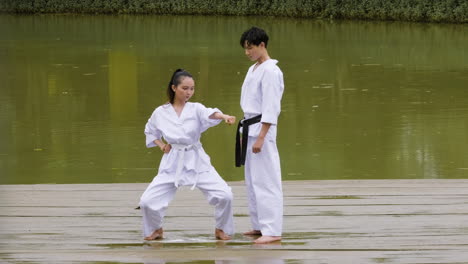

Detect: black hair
[167, 69, 193, 104]
[240, 26, 269, 48]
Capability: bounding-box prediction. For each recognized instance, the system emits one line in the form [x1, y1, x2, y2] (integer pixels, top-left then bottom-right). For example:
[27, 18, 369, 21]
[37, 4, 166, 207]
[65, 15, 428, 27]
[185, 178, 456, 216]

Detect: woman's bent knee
[139, 197, 150, 209]
[218, 189, 234, 205]
[225, 190, 233, 202]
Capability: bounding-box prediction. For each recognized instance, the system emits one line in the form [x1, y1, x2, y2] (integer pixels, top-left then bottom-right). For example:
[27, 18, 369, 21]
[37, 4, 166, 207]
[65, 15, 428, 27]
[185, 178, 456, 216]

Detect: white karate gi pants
[139, 168, 234, 237]
[245, 136, 283, 236]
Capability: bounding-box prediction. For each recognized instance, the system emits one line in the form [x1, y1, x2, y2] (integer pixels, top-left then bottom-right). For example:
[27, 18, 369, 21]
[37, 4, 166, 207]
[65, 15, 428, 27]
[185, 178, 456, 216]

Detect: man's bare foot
[215, 228, 231, 240]
[144, 228, 163, 240]
[243, 230, 262, 236]
[254, 236, 281, 244]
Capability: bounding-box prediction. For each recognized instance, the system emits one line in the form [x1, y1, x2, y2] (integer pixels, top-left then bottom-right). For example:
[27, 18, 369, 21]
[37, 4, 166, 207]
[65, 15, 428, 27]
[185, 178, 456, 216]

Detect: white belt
[171, 142, 202, 190]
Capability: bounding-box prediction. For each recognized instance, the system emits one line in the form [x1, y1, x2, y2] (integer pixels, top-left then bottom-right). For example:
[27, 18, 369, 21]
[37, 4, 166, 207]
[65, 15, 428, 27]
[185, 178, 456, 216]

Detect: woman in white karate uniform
[139, 69, 236, 241]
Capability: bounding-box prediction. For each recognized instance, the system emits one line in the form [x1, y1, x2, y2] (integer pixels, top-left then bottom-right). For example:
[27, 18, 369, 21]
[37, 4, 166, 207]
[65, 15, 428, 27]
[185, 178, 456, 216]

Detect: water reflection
[138, 240, 286, 264]
[140, 260, 286, 264]
[141, 261, 285, 264]
[0, 15, 467, 184]
[217, 260, 284, 264]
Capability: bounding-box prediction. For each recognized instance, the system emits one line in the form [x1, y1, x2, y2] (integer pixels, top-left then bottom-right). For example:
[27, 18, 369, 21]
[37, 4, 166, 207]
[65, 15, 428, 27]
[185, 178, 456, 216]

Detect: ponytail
[167, 69, 193, 104]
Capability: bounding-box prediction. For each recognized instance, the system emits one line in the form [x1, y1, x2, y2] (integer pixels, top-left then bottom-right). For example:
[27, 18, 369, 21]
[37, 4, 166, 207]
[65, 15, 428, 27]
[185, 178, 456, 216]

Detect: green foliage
[0, 0, 466, 23]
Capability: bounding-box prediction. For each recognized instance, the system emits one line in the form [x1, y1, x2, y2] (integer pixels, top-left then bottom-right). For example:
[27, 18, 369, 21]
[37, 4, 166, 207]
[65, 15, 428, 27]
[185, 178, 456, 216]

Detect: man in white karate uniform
[236, 27, 284, 244]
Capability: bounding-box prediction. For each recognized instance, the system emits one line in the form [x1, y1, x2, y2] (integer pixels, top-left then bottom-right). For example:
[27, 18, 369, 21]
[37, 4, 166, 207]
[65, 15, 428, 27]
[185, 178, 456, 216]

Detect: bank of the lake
[1, 0, 467, 23]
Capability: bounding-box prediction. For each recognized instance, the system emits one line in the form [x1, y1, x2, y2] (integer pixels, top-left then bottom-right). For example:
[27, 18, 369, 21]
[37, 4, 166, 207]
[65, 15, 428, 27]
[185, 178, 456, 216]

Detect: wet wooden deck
[1, 179, 468, 264]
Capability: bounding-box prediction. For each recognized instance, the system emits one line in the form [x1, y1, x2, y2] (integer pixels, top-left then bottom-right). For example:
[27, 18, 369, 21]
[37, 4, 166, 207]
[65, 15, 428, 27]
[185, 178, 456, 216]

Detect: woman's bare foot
[144, 228, 163, 240]
[243, 230, 262, 236]
[215, 228, 231, 240]
[254, 236, 281, 244]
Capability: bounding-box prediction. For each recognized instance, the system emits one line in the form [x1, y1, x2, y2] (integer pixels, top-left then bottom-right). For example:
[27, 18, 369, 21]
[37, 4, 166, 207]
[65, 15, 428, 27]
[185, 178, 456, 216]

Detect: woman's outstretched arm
[209, 112, 236, 125]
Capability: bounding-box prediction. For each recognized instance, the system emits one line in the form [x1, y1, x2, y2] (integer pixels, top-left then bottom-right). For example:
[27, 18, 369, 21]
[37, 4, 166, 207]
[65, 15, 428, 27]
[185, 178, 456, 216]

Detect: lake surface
[1, 15, 467, 184]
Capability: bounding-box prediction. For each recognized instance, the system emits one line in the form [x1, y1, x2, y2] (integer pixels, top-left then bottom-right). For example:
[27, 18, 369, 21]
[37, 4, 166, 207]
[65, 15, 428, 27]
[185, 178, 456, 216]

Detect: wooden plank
[1, 180, 468, 263]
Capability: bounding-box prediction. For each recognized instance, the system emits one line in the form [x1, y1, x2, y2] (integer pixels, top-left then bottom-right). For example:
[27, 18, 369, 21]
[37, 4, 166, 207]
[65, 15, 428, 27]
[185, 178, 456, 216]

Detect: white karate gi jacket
[144, 102, 222, 176]
[240, 59, 284, 140]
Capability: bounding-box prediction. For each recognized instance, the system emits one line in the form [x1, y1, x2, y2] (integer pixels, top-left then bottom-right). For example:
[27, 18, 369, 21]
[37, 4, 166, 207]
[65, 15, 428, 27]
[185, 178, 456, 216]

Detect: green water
[1, 15, 467, 184]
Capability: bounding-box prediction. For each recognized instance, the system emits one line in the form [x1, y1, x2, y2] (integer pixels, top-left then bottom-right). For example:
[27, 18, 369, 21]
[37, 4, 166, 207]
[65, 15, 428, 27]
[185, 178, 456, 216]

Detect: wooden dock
[1, 179, 468, 264]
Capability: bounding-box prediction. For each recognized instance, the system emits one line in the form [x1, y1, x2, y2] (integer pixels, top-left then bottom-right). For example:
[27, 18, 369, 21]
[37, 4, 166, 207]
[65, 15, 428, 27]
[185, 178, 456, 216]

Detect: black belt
[235, 114, 262, 167]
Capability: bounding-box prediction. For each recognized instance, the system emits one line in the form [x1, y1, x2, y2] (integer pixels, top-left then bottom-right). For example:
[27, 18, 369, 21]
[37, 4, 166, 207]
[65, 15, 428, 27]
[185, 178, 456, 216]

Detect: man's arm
[252, 122, 271, 153]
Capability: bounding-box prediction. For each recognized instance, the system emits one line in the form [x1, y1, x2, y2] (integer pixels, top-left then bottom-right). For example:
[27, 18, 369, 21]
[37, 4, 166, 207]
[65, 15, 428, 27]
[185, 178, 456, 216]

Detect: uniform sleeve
[196, 103, 223, 132]
[144, 111, 163, 148]
[260, 68, 284, 125]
